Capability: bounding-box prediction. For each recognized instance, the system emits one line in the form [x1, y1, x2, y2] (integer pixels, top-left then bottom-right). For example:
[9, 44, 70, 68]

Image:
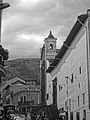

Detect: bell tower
[40, 31, 57, 104]
[44, 31, 57, 62]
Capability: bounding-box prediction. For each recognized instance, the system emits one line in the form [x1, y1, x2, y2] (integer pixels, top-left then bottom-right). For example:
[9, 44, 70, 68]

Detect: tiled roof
[45, 30, 57, 40]
[1, 77, 26, 91]
[46, 14, 88, 73]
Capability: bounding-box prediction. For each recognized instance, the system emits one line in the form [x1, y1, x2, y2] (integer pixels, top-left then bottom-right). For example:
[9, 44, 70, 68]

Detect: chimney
[87, 9, 90, 19]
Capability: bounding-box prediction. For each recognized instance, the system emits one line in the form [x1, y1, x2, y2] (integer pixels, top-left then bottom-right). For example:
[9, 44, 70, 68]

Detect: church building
[46, 9, 90, 120]
[40, 31, 59, 105]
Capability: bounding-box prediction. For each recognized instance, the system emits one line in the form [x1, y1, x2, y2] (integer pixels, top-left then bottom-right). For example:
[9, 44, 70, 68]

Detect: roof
[1, 77, 26, 90]
[0, 65, 6, 77]
[56, 49, 60, 54]
[47, 31, 55, 39]
[45, 30, 57, 40]
[7, 76, 25, 84]
[46, 14, 88, 73]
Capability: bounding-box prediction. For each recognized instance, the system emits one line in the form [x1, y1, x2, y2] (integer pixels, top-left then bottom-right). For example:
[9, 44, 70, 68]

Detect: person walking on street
[25, 113, 27, 120]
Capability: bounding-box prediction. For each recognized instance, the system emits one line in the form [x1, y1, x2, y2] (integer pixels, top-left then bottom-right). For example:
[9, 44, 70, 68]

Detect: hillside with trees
[2, 58, 40, 85]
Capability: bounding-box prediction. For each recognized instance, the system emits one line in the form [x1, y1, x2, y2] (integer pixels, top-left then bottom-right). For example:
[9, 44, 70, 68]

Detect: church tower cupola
[47, 30, 55, 39]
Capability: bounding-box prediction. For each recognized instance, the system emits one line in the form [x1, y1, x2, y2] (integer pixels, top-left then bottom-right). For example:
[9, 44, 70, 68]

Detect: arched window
[49, 44, 53, 50]
[20, 96, 23, 103]
[24, 96, 26, 102]
[83, 110, 86, 120]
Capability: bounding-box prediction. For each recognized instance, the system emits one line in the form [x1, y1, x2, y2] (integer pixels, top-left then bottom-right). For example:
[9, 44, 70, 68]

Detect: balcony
[18, 100, 34, 106]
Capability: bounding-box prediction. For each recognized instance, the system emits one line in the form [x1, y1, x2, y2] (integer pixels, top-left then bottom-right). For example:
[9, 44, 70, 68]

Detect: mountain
[2, 58, 40, 84]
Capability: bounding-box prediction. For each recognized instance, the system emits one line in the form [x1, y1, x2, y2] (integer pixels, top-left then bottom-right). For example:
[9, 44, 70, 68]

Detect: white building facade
[46, 10, 90, 120]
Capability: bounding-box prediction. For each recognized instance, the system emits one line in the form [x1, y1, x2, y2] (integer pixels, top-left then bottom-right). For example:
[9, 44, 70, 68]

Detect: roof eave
[46, 14, 88, 73]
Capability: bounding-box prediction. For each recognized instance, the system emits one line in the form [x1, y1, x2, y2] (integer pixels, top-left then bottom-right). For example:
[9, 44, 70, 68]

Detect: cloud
[2, 32, 44, 59]
[19, 0, 41, 7]
[2, 0, 90, 59]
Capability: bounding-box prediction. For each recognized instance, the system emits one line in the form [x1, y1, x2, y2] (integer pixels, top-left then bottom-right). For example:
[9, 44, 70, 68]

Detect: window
[83, 110, 86, 120]
[47, 93, 49, 100]
[78, 83, 80, 88]
[21, 96, 23, 103]
[52, 77, 57, 106]
[59, 85, 62, 91]
[24, 96, 26, 102]
[27, 107, 30, 112]
[78, 96, 79, 107]
[69, 98, 71, 111]
[76, 112, 80, 120]
[71, 73, 73, 83]
[70, 112, 73, 120]
[65, 101, 68, 110]
[79, 67, 82, 74]
[0, 94, 1, 99]
[83, 93, 85, 105]
[49, 44, 53, 50]
[59, 85, 61, 91]
[22, 107, 26, 113]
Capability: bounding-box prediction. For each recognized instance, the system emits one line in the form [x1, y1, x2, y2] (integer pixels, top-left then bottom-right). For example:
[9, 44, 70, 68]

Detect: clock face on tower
[49, 43, 53, 50]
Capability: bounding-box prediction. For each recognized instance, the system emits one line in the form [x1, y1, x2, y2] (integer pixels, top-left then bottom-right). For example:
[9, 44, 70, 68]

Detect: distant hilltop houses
[0, 76, 40, 113]
[0, 58, 41, 113]
[2, 58, 40, 84]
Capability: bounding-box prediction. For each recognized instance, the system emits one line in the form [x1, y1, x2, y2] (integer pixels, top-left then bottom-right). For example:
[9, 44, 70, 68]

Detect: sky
[1, 0, 90, 60]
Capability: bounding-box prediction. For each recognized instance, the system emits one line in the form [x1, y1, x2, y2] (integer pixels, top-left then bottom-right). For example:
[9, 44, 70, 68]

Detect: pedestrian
[0, 109, 4, 120]
[31, 113, 36, 120]
[83, 118, 85, 120]
[40, 111, 45, 120]
[27, 112, 31, 120]
[25, 113, 27, 120]
[59, 116, 64, 120]
[36, 115, 41, 120]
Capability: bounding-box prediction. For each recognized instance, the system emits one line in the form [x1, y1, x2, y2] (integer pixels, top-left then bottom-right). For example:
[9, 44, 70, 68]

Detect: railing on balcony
[18, 100, 34, 106]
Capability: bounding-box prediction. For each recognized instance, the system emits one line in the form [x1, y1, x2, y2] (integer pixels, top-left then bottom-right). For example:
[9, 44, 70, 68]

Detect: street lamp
[0, 1, 10, 43]
[0, 3, 10, 10]
[0, 1, 10, 85]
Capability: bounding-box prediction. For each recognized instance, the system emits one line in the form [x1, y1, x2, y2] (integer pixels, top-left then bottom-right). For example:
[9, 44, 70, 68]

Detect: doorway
[76, 112, 80, 120]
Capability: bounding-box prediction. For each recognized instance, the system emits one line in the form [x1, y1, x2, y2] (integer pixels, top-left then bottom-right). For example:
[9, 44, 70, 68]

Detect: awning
[0, 65, 6, 77]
